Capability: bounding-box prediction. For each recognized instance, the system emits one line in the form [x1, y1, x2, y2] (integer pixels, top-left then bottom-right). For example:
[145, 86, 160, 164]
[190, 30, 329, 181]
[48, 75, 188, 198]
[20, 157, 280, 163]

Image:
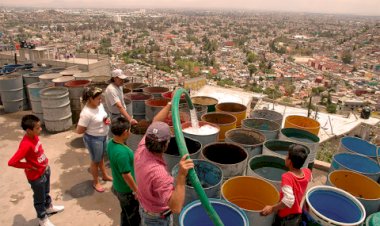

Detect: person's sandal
[92, 184, 105, 193]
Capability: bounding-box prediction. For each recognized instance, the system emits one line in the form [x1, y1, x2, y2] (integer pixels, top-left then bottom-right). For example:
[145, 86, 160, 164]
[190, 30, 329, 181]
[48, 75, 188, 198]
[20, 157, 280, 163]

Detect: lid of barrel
[367, 212, 380, 226]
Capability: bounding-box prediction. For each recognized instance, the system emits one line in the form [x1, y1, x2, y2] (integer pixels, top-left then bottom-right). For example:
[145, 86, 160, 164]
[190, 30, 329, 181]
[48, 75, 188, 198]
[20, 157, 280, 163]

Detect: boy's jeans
[139, 207, 173, 226]
[29, 166, 52, 219]
[111, 187, 141, 226]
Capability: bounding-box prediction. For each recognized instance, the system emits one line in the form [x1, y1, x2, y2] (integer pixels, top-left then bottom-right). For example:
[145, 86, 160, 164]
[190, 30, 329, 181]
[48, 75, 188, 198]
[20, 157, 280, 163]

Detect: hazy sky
[2, 0, 380, 16]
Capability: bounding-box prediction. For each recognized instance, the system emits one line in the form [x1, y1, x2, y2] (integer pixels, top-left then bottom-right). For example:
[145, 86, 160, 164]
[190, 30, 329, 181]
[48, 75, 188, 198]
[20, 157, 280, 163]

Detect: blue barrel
[305, 186, 365, 226]
[179, 198, 249, 226]
[330, 153, 380, 182]
[339, 136, 379, 160]
[172, 160, 223, 206]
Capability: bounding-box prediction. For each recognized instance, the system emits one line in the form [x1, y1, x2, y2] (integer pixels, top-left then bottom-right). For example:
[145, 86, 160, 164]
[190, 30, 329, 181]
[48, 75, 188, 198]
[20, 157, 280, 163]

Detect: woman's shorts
[83, 133, 107, 163]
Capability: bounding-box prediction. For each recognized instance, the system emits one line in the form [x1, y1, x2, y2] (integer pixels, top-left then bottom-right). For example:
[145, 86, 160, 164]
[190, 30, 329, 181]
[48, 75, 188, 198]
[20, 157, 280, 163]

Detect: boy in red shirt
[261, 144, 312, 226]
[8, 115, 64, 226]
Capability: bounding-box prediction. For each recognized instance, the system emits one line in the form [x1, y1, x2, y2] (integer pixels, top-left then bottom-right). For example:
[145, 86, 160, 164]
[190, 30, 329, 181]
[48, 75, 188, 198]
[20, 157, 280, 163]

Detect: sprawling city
[1, 2, 380, 226]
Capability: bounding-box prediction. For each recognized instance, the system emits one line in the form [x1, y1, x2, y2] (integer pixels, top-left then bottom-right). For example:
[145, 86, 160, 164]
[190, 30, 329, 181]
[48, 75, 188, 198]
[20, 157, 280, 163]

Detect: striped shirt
[134, 136, 174, 213]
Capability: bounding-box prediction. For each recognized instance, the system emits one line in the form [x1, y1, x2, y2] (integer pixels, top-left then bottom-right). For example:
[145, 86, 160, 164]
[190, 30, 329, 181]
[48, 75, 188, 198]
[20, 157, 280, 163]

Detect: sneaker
[46, 205, 65, 214]
[39, 217, 55, 226]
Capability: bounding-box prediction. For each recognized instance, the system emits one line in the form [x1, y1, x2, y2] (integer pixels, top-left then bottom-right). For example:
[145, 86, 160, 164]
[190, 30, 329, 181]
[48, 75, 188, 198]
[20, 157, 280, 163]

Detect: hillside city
[1, 8, 379, 116]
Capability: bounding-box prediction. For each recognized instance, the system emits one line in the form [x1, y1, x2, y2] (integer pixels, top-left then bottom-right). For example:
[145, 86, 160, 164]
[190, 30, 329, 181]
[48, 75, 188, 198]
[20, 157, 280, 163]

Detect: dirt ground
[0, 110, 327, 226]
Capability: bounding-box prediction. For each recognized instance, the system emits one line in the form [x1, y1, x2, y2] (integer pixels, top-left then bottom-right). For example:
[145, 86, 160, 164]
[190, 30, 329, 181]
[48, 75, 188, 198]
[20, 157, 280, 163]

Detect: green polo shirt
[107, 139, 135, 193]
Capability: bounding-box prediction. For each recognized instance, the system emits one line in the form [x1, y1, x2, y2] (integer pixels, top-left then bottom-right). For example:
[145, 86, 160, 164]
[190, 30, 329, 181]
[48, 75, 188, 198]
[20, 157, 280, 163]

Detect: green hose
[171, 88, 224, 226]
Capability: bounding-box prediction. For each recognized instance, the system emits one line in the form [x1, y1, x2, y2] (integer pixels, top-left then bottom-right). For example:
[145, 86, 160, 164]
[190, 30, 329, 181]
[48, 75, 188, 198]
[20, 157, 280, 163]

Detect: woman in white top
[76, 87, 113, 192]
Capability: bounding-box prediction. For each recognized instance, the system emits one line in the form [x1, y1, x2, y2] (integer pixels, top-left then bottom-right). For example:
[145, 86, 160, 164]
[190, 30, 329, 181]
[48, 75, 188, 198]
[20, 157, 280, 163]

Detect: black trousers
[29, 166, 52, 219]
[112, 187, 141, 226]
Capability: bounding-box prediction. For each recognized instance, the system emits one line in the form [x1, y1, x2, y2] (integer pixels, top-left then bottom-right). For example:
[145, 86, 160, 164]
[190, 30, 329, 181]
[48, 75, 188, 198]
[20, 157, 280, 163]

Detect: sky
[2, 0, 380, 16]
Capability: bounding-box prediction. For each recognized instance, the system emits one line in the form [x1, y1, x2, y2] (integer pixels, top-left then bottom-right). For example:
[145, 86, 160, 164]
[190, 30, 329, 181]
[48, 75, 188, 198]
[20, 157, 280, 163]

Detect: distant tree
[248, 64, 257, 79]
[327, 103, 337, 113]
[341, 51, 352, 64]
[246, 52, 257, 63]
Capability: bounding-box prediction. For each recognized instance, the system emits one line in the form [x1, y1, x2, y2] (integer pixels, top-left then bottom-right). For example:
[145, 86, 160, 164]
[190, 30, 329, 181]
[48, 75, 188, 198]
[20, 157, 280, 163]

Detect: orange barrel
[284, 115, 320, 136]
[327, 170, 380, 216]
[201, 112, 237, 141]
[145, 98, 169, 121]
[191, 96, 218, 112]
[216, 102, 247, 127]
[143, 86, 169, 99]
[221, 176, 280, 226]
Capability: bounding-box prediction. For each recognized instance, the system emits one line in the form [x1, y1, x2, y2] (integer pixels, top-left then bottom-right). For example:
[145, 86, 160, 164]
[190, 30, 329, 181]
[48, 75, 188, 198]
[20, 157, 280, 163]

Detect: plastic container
[216, 102, 247, 127]
[225, 128, 266, 158]
[201, 112, 237, 141]
[191, 96, 218, 112]
[284, 115, 320, 136]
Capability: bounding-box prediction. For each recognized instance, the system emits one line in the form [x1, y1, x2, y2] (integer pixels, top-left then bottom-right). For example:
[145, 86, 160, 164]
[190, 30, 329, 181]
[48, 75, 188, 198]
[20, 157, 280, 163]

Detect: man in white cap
[105, 69, 137, 125]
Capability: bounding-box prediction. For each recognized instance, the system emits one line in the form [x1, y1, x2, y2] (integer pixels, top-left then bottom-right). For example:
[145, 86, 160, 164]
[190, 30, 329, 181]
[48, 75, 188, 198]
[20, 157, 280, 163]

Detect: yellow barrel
[284, 115, 320, 135]
[327, 170, 380, 216]
[216, 102, 247, 127]
[222, 176, 280, 225]
[201, 112, 236, 141]
[191, 96, 218, 112]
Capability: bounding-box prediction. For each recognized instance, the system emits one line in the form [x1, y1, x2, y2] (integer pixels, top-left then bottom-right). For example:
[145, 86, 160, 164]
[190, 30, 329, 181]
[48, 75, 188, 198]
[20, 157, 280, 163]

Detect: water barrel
[162, 91, 186, 103]
[91, 76, 110, 91]
[201, 142, 248, 180]
[124, 83, 147, 92]
[179, 198, 249, 226]
[64, 80, 91, 124]
[40, 87, 72, 132]
[191, 96, 218, 112]
[225, 128, 266, 158]
[179, 103, 208, 120]
[339, 136, 379, 161]
[182, 121, 220, 147]
[125, 92, 152, 120]
[304, 185, 365, 226]
[126, 120, 151, 152]
[284, 115, 320, 136]
[27, 82, 53, 125]
[201, 112, 237, 141]
[327, 170, 380, 216]
[247, 155, 288, 191]
[145, 98, 169, 121]
[242, 118, 280, 140]
[60, 70, 81, 77]
[73, 72, 93, 81]
[263, 140, 310, 168]
[172, 160, 223, 205]
[0, 74, 24, 113]
[221, 176, 279, 226]
[366, 212, 380, 226]
[163, 136, 202, 172]
[279, 128, 320, 169]
[23, 72, 42, 109]
[39, 73, 62, 86]
[215, 102, 247, 127]
[250, 109, 283, 127]
[330, 153, 380, 182]
[142, 86, 169, 99]
[360, 107, 371, 119]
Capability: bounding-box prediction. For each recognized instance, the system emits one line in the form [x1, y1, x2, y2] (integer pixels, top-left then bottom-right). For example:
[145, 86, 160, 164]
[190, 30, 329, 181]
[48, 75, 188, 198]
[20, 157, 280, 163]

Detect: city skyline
[2, 0, 380, 16]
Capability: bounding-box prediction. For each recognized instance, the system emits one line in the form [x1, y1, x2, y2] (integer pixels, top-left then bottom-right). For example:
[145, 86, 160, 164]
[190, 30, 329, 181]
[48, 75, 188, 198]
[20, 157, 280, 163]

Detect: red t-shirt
[8, 135, 49, 181]
[278, 168, 312, 218]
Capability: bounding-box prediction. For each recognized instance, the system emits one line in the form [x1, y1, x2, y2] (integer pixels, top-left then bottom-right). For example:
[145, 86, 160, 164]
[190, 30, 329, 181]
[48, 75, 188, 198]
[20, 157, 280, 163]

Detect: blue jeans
[112, 187, 141, 226]
[29, 166, 52, 219]
[140, 207, 173, 226]
[83, 133, 107, 163]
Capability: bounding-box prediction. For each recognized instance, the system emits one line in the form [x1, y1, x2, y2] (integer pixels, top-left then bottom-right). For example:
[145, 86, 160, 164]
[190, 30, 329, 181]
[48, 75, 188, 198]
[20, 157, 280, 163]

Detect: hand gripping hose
[171, 88, 224, 226]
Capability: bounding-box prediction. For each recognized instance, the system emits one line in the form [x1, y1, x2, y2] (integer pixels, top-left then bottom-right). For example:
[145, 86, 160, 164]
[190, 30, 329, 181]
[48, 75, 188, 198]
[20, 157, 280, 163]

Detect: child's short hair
[21, 114, 40, 131]
[288, 144, 309, 169]
[111, 117, 130, 136]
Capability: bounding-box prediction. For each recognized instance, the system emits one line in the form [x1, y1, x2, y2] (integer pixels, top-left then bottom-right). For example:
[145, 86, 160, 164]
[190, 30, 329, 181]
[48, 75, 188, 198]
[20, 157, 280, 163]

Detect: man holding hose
[134, 102, 194, 226]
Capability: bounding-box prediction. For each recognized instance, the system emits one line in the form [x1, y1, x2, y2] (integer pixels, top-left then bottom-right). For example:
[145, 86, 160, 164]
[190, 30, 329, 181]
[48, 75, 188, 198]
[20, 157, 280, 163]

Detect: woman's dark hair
[288, 144, 309, 169]
[145, 135, 169, 154]
[82, 86, 102, 104]
[21, 114, 40, 131]
[111, 117, 130, 136]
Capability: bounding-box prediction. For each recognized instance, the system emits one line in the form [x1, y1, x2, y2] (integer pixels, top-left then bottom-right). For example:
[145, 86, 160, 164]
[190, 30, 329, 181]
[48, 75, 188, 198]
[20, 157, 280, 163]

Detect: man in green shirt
[108, 117, 140, 226]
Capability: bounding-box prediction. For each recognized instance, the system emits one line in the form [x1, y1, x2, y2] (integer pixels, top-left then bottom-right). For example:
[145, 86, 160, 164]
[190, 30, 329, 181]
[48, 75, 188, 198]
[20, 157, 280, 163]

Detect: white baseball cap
[111, 69, 127, 79]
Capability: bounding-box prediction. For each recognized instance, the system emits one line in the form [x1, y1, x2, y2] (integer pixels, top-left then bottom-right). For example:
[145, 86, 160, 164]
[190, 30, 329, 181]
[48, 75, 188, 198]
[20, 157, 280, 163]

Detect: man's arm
[115, 101, 137, 124]
[153, 102, 171, 122]
[168, 154, 194, 214]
